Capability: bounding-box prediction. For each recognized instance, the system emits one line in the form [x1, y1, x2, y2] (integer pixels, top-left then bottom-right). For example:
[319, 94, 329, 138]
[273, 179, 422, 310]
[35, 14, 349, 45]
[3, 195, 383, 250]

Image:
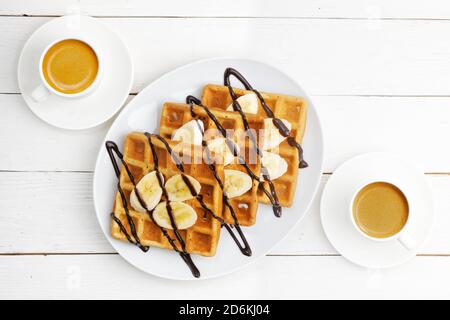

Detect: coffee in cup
[349, 180, 417, 250]
[32, 37, 102, 102]
[42, 39, 99, 94]
[352, 182, 409, 239]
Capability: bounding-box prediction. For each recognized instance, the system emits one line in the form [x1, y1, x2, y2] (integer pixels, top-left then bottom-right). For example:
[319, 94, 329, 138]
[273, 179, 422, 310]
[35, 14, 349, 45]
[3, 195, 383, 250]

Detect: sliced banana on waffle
[263, 118, 292, 150]
[206, 137, 238, 165]
[224, 169, 253, 198]
[260, 151, 288, 181]
[130, 171, 163, 213]
[172, 119, 204, 146]
[153, 201, 197, 230]
[165, 174, 201, 202]
[227, 93, 259, 114]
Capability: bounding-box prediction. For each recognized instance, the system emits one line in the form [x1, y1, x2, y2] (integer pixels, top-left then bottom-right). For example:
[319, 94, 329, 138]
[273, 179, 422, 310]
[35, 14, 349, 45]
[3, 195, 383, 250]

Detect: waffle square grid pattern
[201, 84, 308, 207]
[159, 102, 263, 226]
[111, 132, 223, 257]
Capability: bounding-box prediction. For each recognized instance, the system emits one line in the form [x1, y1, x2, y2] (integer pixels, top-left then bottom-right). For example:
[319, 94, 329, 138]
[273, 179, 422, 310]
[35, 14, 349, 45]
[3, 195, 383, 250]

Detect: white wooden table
[1, 1, 450, 299]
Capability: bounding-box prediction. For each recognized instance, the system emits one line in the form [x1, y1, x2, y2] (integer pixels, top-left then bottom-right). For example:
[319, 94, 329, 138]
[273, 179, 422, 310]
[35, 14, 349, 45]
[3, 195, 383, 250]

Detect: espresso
[42, 39, 98, 94]
[352, 182, 409, 239]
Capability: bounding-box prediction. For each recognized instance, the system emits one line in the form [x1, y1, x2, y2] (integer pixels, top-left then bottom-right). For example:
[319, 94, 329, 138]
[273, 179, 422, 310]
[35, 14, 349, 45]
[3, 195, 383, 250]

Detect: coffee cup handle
[398, 233, 417, 250]
[31, 84, 50, 102]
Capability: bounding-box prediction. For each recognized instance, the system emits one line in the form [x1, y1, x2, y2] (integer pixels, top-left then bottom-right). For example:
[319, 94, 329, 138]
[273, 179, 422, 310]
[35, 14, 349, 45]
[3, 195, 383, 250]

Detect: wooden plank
[0, 94, 119, 172]
[0, 95, 109, 171]
[0, 172, 113, 254]
[1, 254, 450, 299]
[0, 172, 448, 255]
[317, 96, 450, 173]
[3, 17, 450, 95]
[2, 1, 450, 19]
[1, 94, 450, 172]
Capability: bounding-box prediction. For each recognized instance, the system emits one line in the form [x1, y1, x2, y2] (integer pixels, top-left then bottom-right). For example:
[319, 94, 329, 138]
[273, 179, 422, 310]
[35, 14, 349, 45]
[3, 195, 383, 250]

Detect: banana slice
[206, 138, 238, 165]
[226, 93, 259, 114]
[153, 201, 197, 230]
[165, 174, 201, 202]
[224, 169, 253, 198]
[260, 151, 288, 181]
[263, 118, 292, 150]
[172, 119, 204, 146]
[130, 171, 163, 213]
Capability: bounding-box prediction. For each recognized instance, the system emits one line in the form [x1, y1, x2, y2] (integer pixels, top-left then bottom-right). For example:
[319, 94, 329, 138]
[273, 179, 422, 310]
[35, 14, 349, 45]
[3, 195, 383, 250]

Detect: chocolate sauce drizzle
[222, 67, 308, 216]
[105, 67, 307, 277]
[221, 76, 283, 217]
[106, 140, 200, 278]
[224, 67, 308, 169]
[186, 96, 282, 217]
[106, 141, 149, 253]
[147, 133, 252, 257]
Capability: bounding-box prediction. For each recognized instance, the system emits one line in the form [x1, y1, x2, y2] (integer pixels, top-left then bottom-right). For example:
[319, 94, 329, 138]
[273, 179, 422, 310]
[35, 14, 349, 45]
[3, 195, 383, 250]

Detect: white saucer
[17, 15, 133, 130]
[321, 152, 434, 268]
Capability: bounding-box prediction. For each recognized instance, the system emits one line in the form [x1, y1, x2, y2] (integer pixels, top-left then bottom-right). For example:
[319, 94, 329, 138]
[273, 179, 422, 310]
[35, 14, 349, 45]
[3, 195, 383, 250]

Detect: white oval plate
[93, 58, 324, 280]
[18, 15, 133, 130]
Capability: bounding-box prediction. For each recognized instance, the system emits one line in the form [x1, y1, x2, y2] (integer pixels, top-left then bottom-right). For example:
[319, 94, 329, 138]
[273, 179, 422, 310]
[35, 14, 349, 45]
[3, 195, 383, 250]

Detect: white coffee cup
[349, 178, 417, 250]
[31, 37, 103, 102]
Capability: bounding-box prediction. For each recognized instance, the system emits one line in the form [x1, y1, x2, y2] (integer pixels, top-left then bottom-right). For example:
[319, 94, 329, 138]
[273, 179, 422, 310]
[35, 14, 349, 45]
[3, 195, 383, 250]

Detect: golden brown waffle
[201, 84, 308, 207]
[111, 132, 223, 257]
[159, 102, 262, 226]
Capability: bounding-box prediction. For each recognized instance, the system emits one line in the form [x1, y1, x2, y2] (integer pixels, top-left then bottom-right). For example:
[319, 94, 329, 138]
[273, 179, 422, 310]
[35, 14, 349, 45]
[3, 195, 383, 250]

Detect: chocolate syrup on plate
[106, 140, 200, 278]
[224, 67, 308, 169]
[186, 96, 282, 217]
[222, 68, 308, 216]
[148, 133, 252, 257]
[104, 67, 306, 277]
[105, 141, 149, 253]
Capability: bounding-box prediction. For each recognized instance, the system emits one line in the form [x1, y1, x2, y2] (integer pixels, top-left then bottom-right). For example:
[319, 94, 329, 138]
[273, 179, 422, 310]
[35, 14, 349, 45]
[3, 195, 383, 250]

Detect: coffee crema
[352, 182, 409, 239]
[42, 39, 99, 94]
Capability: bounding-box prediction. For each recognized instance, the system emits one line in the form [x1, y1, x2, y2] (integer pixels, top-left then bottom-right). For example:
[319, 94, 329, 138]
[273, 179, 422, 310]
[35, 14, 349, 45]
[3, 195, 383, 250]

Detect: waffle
[159, 102, 263, 226]
[110, 132, 223, 257]
[201, 84, 308, 207]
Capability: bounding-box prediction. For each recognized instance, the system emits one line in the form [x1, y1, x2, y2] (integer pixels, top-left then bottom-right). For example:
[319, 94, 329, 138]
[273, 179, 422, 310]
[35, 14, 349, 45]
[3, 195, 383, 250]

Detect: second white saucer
[320, 152, 434, 268]
[18, 15, 133, 130]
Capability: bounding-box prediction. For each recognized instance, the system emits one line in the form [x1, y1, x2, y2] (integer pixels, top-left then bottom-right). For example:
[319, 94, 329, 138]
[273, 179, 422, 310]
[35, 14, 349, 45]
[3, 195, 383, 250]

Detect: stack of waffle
[111, 132, 223, 256]
[110, 83, 307, 257]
